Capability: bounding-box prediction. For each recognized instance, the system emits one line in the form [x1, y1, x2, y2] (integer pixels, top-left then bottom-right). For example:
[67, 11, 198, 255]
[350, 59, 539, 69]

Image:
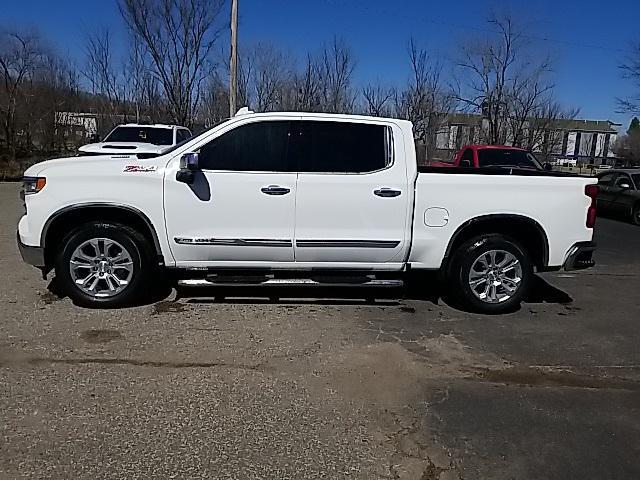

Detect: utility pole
[229, 0, 238, 117]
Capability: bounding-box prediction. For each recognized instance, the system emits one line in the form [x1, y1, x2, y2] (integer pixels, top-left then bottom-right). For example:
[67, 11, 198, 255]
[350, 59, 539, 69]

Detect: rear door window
[293, 121, 389, 173]
[477, 149, 539, 168]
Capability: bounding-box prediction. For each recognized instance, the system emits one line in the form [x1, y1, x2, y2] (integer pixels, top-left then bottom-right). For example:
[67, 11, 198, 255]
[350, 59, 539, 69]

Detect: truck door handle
[261, 185, 291, 195]
[374, 188, 401, 198]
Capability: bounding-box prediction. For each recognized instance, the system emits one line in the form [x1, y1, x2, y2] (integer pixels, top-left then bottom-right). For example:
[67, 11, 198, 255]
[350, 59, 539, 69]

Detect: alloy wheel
[468, 249, 523, 304]
[69, 238, 134, 298]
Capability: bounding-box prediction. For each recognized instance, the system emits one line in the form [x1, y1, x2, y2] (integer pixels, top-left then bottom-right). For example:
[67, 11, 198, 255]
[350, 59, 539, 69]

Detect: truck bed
[418, 165, 587, 177]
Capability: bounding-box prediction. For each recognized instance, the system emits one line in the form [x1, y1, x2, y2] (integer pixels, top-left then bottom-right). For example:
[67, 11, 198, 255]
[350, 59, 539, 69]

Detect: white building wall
[566, 132, 577, 156]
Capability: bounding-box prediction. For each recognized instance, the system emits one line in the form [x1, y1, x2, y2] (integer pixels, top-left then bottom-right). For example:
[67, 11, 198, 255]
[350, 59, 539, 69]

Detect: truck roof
[118, 123, 184, 129]
[463, 144, 529, 152]
[234, 111, 414, 127]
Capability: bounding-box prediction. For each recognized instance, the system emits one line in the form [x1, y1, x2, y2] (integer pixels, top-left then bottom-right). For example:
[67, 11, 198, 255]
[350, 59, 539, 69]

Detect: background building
[429, 113, 620, 166]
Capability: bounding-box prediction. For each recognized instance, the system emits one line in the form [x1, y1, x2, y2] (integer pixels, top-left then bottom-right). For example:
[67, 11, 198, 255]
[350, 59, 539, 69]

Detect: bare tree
[618, 41, 640, 114]
[288, 54, 322, 111]
[395, 39, 456, 162]
[118, 0, 226, 127]
[317, 37, 356, 113]
[526, 102, 579, 161]
[200, 72, 230, 127]
[250, 43, 292, 112]
[236, 47, 252, 110]
[612, 118, 640, 166]
[30, 55, 81, 151]
[454, 13, 555, 145]
[0, 29, 46, 159]
[83, 28, 125, 120]
[362, 82, 394, 117]
[125, 35, 159, 123]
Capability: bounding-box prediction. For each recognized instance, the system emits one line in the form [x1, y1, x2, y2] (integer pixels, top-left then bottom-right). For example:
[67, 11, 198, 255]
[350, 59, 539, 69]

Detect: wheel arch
[443, 214, 550, 271]
[41, 203, 164, 269]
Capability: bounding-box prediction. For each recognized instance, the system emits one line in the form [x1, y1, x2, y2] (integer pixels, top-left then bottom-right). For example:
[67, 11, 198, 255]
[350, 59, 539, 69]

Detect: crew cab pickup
[78, 123, 192, 157]
[18, 111, 598, 313]
[430, 145, 546, 170]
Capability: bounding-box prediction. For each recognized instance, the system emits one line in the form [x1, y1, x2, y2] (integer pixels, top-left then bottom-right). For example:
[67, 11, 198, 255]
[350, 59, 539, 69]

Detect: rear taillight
[585, 184, 598, 228]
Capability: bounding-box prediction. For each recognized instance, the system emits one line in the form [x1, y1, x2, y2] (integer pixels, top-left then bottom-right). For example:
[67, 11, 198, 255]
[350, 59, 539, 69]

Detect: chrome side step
[178, 278, 404, 288]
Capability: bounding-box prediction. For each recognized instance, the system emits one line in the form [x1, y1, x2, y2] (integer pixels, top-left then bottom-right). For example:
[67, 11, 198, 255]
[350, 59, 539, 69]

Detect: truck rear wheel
[632, 203, 640, 226]
[448, 234, 532, 314]
[54, 222, 153, 308]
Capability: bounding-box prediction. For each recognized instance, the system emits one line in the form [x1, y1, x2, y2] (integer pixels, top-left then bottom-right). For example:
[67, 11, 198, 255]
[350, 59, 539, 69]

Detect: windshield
[104, 126, 174, 146]
[477, 149, 542, 169]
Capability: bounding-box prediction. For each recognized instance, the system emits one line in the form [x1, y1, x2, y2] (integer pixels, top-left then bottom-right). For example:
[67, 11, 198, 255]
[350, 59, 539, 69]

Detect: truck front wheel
[54, 222, 153, 308]
[448, 234, 533, 314]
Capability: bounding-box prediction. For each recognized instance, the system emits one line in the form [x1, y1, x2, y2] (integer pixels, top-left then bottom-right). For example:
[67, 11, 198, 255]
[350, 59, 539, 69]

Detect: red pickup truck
[431, 145, 547, 170]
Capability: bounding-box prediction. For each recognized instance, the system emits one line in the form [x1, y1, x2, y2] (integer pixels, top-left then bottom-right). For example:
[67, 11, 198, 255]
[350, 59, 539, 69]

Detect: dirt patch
[38, 291, 63, 304]
[80, 329, 122, 344]
[477, 366, 640, 391]
[153, 300, 188, 315]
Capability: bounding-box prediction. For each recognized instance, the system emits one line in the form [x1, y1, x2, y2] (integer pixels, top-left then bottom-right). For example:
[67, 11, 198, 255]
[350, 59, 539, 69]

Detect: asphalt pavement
[1, 182, 639, 479]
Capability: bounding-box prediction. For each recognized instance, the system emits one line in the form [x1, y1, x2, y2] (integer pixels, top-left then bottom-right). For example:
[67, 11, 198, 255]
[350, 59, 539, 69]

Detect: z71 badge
[123, 165, 158, 173]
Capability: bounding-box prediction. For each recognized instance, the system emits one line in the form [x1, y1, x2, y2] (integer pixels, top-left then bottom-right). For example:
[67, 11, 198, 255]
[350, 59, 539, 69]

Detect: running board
[178, 278, 404, 288]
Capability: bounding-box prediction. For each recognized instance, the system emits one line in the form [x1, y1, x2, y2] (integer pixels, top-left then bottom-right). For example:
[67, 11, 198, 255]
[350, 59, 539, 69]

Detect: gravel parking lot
[1, 182, 639, 479]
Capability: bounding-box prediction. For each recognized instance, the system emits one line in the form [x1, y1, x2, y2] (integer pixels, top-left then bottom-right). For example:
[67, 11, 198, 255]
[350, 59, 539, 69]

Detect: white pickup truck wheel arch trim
[41, 203, 163, 256]
[442, 214, 550, 268]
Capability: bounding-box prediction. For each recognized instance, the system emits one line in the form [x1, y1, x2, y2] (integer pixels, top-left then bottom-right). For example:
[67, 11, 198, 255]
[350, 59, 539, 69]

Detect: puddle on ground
[477, 367, 640, 391]
[80, 329, 122, 344]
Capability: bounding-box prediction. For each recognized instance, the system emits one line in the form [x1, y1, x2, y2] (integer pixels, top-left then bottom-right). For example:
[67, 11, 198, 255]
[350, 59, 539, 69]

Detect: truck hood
[78, 142, 167, 155]
[23, 154, 159, 177]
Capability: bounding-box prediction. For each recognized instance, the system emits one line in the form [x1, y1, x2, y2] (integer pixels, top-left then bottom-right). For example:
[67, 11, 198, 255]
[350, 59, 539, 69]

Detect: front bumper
[563, 241, 596, 271]
[17, 230, 45, 268]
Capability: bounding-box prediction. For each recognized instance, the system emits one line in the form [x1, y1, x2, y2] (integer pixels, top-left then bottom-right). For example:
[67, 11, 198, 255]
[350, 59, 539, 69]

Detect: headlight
[23, 176, 47, 195]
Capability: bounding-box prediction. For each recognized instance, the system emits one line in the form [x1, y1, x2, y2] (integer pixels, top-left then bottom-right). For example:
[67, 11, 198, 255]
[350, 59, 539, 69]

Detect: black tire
[54, 222, 155, 308]
[632, 203, 640, 226]
[447, 234, 533, 314]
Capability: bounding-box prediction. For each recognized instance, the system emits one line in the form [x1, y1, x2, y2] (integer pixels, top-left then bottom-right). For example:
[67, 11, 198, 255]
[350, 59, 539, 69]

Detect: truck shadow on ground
[175, 274, 572, 313]
[45, 272, 571, 311]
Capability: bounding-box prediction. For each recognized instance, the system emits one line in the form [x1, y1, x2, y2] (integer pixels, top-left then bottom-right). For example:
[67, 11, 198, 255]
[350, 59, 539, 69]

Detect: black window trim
[193, 118, 396, 175]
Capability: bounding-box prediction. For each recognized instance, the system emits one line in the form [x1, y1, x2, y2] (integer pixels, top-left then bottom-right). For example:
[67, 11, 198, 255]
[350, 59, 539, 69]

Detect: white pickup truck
[18, 111, 598, 313]
[78, 123, 192, 157]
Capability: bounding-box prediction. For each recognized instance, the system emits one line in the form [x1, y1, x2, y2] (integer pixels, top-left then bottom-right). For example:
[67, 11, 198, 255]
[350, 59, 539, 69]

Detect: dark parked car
[596, 169, 640, 225]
